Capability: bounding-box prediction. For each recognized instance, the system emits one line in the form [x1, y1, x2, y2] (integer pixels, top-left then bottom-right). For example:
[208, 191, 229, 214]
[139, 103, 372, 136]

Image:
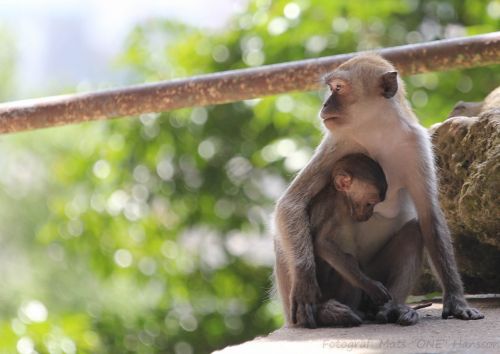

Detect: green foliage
[0, 1, 499, 353]
[0, 27, 16, 101]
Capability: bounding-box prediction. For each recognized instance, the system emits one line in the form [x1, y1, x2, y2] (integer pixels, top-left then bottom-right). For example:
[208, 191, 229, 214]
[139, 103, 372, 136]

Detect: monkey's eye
[329, 83, 343, 93]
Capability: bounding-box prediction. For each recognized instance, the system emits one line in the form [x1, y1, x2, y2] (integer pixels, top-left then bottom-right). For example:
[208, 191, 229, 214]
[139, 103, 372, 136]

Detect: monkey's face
[344, 180, 382, 222]
[320, 77, 357, 130]
[320, 56, 399, 131]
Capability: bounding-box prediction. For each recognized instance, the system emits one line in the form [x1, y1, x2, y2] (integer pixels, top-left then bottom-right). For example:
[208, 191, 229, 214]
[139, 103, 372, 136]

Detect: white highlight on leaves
[284, 3, 301, 19]
[157, 159, 175, 181]
[174, 342, 193, 354]
[61, 338, 77, 354]
[190, 107, 208, 125]
[332, 17, 349, 32]
[411, 90, 428, 107]
[198, 139, 216, 160]
[139, 113, 158, 126]
[276, 138, 296, 156]
[457, 75, 473, 93]
[488, 1, 500, 19]
[225, 230, 274, 266]
[285, 149, 312, 172]
[132, 184, 149, 201]
[17, 337, 34, 354]
[181, 229, 228, 270]
[139, 257, 157, 276]
[107, 190, 129, 215]
[241, 36, 263, 51]
[114, 249, 133, 268]
[179, 314, 198, 331]
[268, 17, 288, 35]
[93, 160, 110, 179]
[275, 95, 295, 113]
[212, 45, 230, 62]
[108, 133, 125, 151]
[306, 35, 328, 53]
[243, 50, 265, 66]
[161, 240, 179, 259]
[406, 31, 423, 43]
[21, 300, 48, 323]
[11, 319, 26, 336]
[225, 156, 252, 184]
[133, 165, 150, 183]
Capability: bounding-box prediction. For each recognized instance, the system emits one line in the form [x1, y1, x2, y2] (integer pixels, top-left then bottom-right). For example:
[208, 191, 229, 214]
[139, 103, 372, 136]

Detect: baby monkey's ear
[334, 172, 352, 192]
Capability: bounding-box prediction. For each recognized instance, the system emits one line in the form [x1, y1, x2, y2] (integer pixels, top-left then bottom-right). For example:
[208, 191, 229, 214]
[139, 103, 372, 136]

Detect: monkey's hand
[363, 279, 392, 306]
[442, 295, 484, 320]
[290, 271, 322, 329]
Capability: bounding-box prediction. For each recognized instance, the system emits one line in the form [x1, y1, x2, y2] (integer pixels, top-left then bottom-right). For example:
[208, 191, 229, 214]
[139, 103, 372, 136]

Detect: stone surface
[432, 107, 499, 250]
[215, 298, 500, 354]
[420, 86, 500, 293]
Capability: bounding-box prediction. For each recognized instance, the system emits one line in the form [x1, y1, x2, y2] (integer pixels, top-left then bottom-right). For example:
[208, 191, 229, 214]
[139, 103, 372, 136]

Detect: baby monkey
[297, 153, 392, 327]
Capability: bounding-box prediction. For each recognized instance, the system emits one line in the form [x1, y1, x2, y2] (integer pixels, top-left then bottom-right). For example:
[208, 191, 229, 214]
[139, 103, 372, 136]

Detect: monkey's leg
[365, 219, 423, 325]
[275, 246, 319, 328]
[407, 148, 483, 320]
[315, 237, 392, 307]
[274, 249, 293, 326]
[314, 259, 363, 327]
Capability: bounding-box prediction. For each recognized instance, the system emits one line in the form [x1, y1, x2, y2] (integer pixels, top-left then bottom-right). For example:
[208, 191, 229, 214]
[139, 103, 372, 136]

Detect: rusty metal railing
[0, 32, 499, 134]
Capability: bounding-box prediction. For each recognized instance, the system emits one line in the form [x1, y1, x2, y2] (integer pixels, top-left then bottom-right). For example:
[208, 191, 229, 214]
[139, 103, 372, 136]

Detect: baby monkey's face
[343, 179, 382, 222]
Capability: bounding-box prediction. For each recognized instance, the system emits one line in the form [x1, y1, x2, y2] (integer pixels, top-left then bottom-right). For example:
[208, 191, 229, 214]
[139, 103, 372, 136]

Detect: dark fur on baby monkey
[316, 153, 388, 222]
[298, 153, 391, 328]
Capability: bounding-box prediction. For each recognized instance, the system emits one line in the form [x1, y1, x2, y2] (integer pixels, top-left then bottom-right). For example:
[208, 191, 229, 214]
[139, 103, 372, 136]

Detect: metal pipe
[1, 32, 499, 134]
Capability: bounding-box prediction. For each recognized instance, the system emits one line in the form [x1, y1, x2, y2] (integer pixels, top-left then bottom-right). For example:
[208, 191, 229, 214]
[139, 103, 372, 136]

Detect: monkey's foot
[318, 300, 362, 327]
[442, 295, 485, 320]
[375, 302, 418, 326]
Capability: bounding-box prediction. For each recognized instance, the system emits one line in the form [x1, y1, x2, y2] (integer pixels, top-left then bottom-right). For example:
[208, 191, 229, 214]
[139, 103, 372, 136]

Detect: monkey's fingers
[441, 309, 451, 319]
[454, 308, 485, 320]
[304, 304, 317, 329]
[465, 308, 484, 320]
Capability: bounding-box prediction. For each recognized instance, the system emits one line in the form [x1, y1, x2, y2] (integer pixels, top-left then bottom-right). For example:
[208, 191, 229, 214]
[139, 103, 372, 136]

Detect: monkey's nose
[320, 111, 337, 120]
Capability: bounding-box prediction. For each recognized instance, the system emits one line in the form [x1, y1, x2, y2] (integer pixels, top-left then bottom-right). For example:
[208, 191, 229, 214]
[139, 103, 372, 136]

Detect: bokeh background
[0, 1, 499, 353]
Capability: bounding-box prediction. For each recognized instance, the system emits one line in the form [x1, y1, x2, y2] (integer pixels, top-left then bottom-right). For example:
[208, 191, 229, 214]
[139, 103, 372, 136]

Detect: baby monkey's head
[331, 153, 388, 222]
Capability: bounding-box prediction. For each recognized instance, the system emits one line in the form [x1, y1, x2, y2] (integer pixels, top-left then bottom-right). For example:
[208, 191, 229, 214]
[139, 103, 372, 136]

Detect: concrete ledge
[215, 297, 500, 354]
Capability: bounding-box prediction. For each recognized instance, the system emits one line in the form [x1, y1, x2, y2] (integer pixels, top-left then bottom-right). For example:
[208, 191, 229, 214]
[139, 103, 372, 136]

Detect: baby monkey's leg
[365, 219, 424, 325]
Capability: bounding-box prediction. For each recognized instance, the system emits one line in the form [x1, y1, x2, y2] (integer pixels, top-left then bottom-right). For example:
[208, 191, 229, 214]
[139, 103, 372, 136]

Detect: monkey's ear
[381, 71, 398, 98]
[334, 173, 352, 192]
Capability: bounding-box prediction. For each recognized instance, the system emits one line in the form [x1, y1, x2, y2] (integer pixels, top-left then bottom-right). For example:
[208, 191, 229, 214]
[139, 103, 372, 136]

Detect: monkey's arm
[274, 142, 335, 326]
[405, 130, 484, 320]
[315, 236, 392, 305]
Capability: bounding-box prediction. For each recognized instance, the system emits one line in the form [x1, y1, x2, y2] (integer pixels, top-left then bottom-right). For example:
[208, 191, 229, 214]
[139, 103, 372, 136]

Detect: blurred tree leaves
[0, 27, 15, 101]
[0, 0, 499, 353]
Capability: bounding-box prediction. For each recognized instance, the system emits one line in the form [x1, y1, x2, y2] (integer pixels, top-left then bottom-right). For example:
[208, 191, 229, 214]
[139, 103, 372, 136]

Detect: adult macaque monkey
[274, 54, 484, 328]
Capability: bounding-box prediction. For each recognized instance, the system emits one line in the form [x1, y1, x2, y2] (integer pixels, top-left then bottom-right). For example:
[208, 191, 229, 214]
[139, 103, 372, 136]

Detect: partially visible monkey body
[274, 53, 484, 329]
[448, 86, 500, 118]
[306, 154, 393, 327]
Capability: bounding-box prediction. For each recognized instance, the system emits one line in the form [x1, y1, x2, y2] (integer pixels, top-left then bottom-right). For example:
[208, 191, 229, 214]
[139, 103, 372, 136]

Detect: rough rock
[432, 112, 499, 248]
[419, 86, 500, 293]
